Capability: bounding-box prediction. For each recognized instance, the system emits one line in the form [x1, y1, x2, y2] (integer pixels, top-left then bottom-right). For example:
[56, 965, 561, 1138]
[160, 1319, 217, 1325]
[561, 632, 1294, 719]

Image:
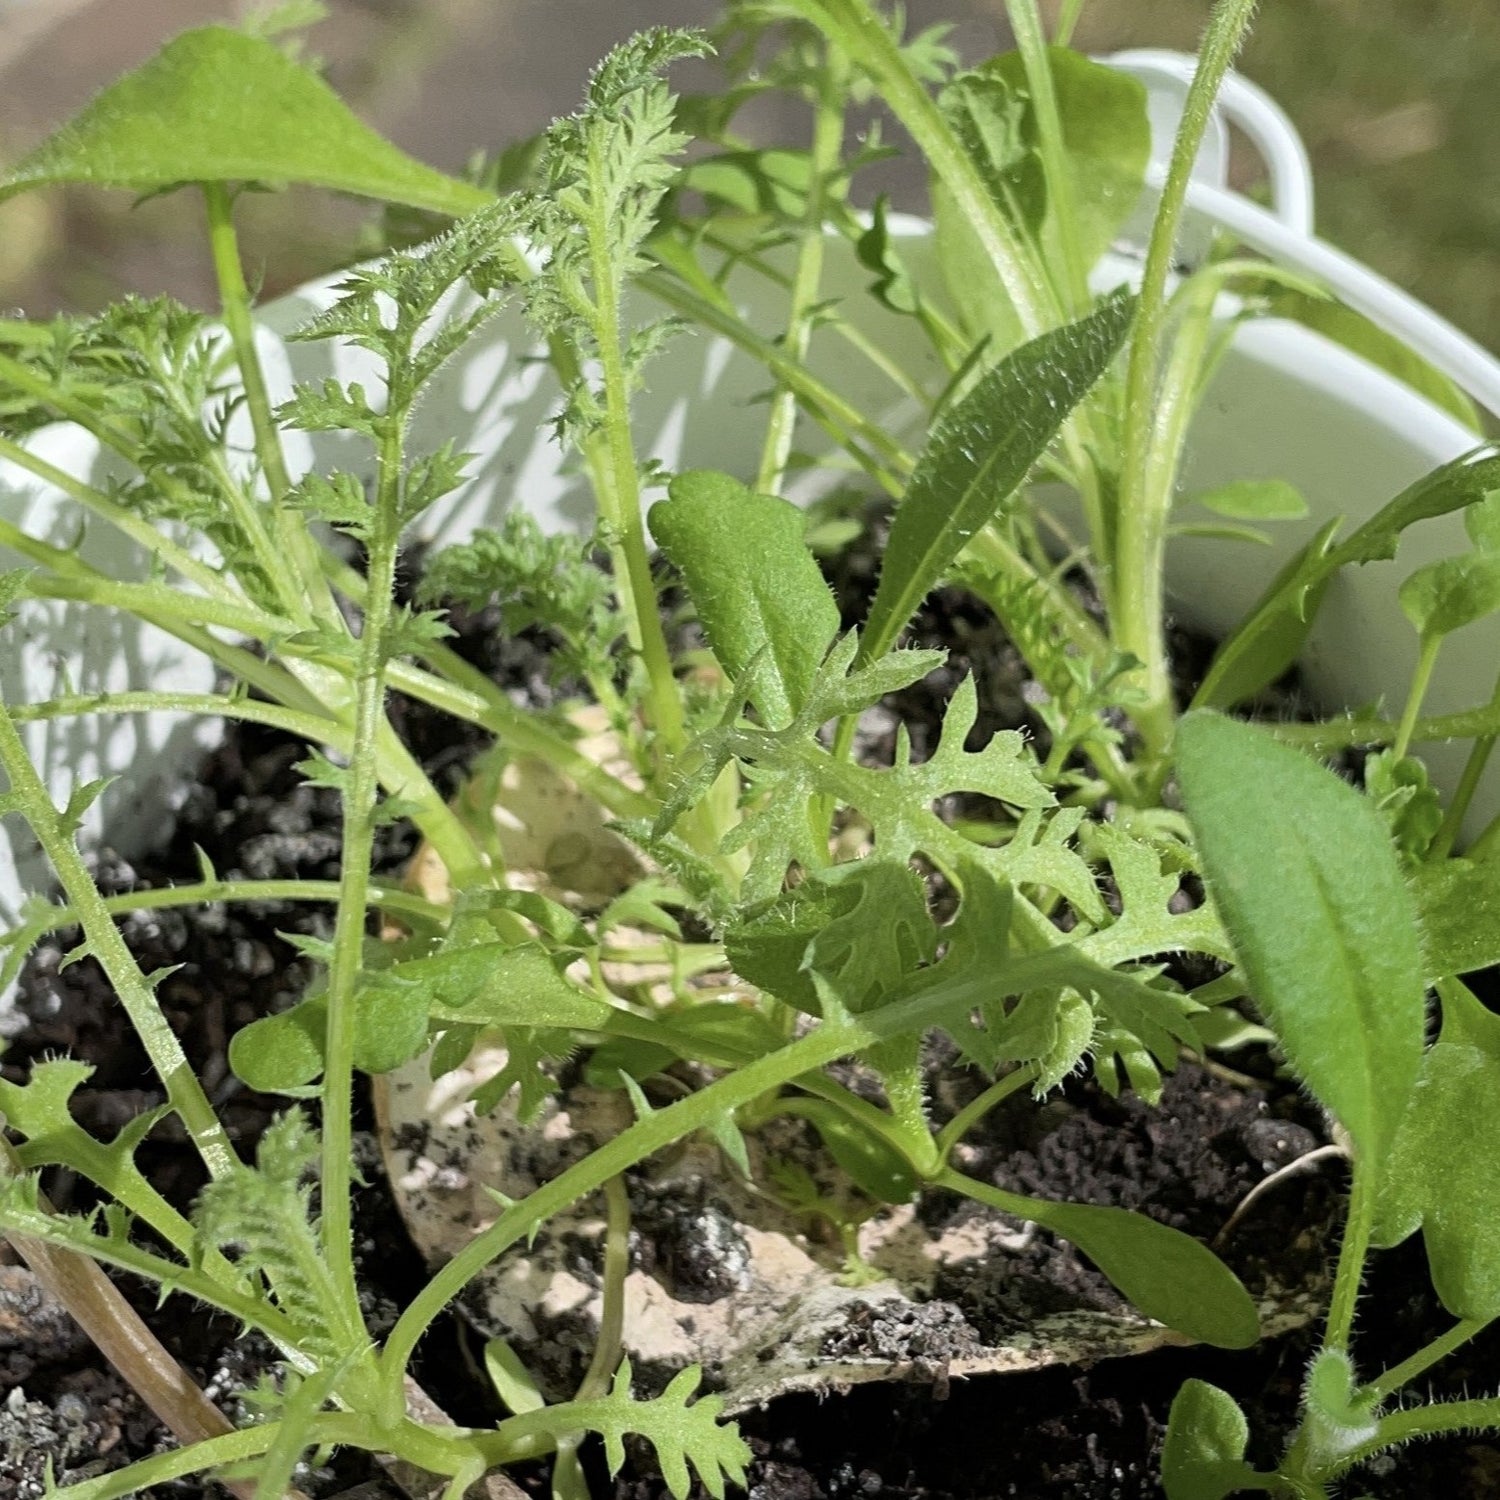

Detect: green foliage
[1178, 713, 1426, 1169]
[1161, 1380, 1264, 1500]
[860, 289, 1135, 665]
[1374, 979, 1500, 1319]
[7, 5, 1500, 1497]
[0, 27, 490, 216]
[651, 470, 841, 727]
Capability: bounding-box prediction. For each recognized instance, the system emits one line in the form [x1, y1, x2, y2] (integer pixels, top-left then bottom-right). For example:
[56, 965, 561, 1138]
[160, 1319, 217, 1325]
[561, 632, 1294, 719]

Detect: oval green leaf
[1177, 712, 1427, 1167]
[1161, 1380, 1261, 1500]
[650, 470, 841, 728]
[1026, 1197, 1260, 1349]
[0, 27, 493, 216]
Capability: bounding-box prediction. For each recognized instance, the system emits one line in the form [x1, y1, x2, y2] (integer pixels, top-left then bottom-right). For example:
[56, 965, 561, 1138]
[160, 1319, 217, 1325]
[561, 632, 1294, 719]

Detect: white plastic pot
[2, 55, 1499, 981]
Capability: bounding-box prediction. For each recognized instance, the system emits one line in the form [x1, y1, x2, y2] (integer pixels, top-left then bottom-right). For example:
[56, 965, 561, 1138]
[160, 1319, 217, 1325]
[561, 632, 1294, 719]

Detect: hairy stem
[1324, 1160, 1373, 1353]
[203, 181, 333, 615]
[584, 137, 686, 758]
[0, 700, 238, 1179]
[318, 411, 407, 1328]
[1112, 0, 1260, 766]
[1362, 1317, 1490, 1405]
[755, 49, 848, 496]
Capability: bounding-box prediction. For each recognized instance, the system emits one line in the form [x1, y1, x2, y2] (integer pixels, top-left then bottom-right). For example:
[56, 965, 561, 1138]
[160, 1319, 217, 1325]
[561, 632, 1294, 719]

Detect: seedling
[0, 3, 1496, 1497]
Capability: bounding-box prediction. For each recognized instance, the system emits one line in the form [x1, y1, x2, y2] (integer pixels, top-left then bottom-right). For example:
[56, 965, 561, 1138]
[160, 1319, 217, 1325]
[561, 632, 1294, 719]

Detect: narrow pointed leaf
[0, 27, 492, 216]
[1178, 712, 1427, 1167]
[860, 289, 1134, 664]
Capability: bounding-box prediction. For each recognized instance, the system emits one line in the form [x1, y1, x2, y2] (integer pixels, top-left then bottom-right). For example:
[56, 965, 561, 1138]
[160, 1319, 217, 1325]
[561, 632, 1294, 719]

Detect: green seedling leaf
[1364, 750, 1443, 862]
[1266, 287, 1482, 434]
[725, 859, 935, 1017]
[1374, 978, 1500, 1319]
[1194, 480, 1309, 522]
[1197, 448, 1500, 710]
[650, 470, 841, 727]
[1414, 851, 1500, 979]
[1301, 1349, 1379, 1468]
[0, 27, 491, 216]
[1018, 1194, 1258, 1348]
[1399, 551, 1500, 642]
[1161, 1380, 1263, 1500]
[229, 1000, 328, 1094]
[1192, 519, 1339, 709]
[859, 289, 1135, 665]
[1178, 713, 1427, 1167]
[484, 1338, 547, 1415]
[980, 46, 1151, 272]
[1466, 488, 1500, 552]
[796, 1098, 919, 1205]
[934, 48, 1148, 345]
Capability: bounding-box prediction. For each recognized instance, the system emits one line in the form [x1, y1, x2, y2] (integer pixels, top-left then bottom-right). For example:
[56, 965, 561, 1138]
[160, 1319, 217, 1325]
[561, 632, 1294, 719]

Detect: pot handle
[1104, 48, 1316, 237]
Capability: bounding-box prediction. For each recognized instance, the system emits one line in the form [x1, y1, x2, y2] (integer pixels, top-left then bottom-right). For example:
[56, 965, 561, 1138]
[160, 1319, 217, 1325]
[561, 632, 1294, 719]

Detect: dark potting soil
[2, 524, 1495, 1499]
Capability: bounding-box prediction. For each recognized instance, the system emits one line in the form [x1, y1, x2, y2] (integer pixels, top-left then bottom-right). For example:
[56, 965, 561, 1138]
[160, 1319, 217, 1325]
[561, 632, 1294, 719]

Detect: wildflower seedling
[0, 2, 1497, 1497]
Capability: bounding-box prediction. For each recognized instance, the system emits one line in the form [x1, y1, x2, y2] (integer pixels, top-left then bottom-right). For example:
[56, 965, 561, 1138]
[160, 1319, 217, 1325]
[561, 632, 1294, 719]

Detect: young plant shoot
[0, 2, 1496, 1497]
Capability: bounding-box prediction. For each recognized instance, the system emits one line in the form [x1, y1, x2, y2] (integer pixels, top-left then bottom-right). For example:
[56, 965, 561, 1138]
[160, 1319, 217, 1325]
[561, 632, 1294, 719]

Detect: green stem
[0, 433, 227, 597]
[395, 648, 657, 820]
[1428, 665, 1500, 860]
[755, 50, 848, 496]
[5, 875, 447, 948]
[1324, 1160, 1373, 1353]
[1361, 1317, 1490, 1404]
[9, 689, 344, 746]
[0, 701, 238, 1180]
[1328, 1398, 1500, 1481]
[787, 0, 1051, 338]
[1269, 702, 1500, 753]
[1055, 0, 1089, 47]
[1005, 0, 1089, 310]
[935, 1065, 1037, 1162]
[584, 140, 686, 758]
[1393, 635, 1443, 761]
[639, 267, 913, 489]
[551, 1175, 631, 1500]
[318, 410, 406, 1328]
[1112, 0, 1260, 765]
[202, 182, 333, 615]
[376, 959, 1024, 1421]
[23, 570, 296, 639]
[203, 183, 292, 503]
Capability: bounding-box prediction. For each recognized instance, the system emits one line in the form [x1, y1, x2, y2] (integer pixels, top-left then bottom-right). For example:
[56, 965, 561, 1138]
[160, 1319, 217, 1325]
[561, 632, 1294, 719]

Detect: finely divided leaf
[860, 289, 1135, 664]
[0, 27, 491, 215]
[1177, 713, 1426, 1167]
[650, 470, 841, 727]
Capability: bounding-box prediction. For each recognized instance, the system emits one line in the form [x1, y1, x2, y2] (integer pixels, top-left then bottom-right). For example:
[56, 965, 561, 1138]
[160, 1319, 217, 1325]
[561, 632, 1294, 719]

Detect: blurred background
[0, 0, 1496, 345]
